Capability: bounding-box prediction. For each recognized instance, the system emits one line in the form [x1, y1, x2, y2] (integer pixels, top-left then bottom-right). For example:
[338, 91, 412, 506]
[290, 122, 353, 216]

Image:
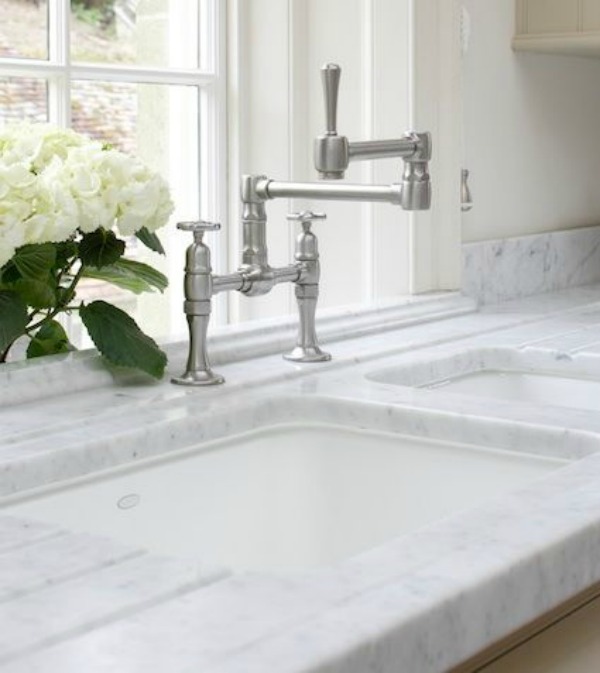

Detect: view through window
[0, 0, 223, 344]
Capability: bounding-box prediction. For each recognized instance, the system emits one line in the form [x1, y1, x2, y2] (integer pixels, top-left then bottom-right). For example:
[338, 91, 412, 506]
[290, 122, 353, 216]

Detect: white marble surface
[462, 225, 600, 305]
[0, 291, 475, 409]
[3, 287, 600, 671]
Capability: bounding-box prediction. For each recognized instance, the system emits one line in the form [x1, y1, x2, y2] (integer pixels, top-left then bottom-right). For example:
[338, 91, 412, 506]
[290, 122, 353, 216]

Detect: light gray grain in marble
[0, 553, 227, 664]
[463, 226, 600, 305]
[0, 532, 141, 602]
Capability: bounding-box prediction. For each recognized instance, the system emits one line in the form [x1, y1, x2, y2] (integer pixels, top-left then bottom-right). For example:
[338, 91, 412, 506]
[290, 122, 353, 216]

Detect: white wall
[462, 0, 600, 243]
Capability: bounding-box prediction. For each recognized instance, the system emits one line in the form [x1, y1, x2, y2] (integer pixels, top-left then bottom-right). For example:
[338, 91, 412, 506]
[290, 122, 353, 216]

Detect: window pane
[0, 0, 48, 60]
[71, 80, 138, 154]
[71, 80, 200, 340]
[70, 0, 200, 69]
[0, 77, 48, 126]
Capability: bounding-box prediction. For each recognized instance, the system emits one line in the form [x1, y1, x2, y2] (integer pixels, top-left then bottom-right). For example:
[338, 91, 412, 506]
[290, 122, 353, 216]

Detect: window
[0, 0, 226, 342]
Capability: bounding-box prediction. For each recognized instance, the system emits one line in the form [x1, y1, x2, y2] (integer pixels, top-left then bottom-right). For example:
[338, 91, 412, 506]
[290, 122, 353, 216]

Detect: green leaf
[81, 259, 168, 295]
[26, 320, 74, 359]
[111, 259, 168, 292]
[136, 227, 165, 255]
[12, 244, 57, 280]
[81, 267, 147, 295]
[80, 300, 167, 379]
[15, 277, 57, 309]
[0, 290, 29, 353]
[0, 261, 21, 285]
[54, 240, 79, 269]
[79, 229, 126, 269]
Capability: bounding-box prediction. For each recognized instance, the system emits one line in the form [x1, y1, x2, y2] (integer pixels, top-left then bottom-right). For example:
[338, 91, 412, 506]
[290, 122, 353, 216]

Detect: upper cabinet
[513, 0, 600, 57]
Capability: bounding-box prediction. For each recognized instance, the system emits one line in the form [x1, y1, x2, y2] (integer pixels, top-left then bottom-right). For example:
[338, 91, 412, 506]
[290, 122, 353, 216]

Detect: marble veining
[462, 225, 600, 305]
[4, 286, 600, 671]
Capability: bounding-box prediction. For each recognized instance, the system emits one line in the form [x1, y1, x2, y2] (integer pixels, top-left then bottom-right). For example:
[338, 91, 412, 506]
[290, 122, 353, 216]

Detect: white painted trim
[225, 0, 245, 323]
[47, 0, 70, 126]
[516, 0, 527, 34]
[512, 32, 600, 57]
[361, 0, 376, 305]
[287, 0, 309, 309]
[0, 59, 219, 86]
[202, 0, 229, 324]
[409, 0, 462, 293]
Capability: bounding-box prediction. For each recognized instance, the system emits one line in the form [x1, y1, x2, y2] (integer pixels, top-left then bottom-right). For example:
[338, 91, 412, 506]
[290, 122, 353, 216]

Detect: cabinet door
[480, 597, 600, 673]
[526, 0, 579, 34]
[582, 0, 600, 31]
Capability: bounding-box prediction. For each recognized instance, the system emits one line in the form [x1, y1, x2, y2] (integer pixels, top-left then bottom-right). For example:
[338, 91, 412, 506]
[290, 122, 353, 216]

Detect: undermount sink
[1, 399, 568, 571]
[369, 347, 600, 413]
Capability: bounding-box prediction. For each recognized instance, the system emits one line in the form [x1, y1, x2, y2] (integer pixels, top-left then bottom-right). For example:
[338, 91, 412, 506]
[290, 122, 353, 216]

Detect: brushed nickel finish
[173, 63, 432, 386]
[172, 221, 225, 386]
[284, 212, 331, 363]
[255, 179, 404, 204]
[461, 168, 474, 212]
[313, 63, 432, 211]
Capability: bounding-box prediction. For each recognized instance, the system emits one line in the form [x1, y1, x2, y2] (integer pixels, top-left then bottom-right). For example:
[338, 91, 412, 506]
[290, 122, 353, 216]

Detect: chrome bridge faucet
[173, 63, 432, 386]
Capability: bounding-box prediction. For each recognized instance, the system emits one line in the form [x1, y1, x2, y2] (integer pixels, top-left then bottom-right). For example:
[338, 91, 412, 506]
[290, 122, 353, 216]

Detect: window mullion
[70, 64, 217, 87]
[47, 0, 71, 127]
[204, 0, 228, 325]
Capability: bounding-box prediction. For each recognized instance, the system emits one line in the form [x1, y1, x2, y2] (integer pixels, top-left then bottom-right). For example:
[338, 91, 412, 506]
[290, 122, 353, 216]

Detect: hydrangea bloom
[0, 123, 174, 267]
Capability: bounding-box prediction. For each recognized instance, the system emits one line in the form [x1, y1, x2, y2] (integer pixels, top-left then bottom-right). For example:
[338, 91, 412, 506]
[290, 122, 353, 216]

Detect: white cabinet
[514, 0, 600, 57]
[478, 595, 600, 673]
[524, 0, 579, 33]
[583, 0, 600, 29]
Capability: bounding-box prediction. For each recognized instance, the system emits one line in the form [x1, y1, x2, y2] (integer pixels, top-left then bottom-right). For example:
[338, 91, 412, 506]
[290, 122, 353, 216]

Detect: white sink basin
[2, 412, 567, 571]
[426, 370, 600, 411]
[370, 347, 600, 412]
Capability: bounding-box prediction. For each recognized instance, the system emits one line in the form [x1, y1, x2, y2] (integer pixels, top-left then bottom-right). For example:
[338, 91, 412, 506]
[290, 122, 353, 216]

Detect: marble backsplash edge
[462, 225, 600, 305]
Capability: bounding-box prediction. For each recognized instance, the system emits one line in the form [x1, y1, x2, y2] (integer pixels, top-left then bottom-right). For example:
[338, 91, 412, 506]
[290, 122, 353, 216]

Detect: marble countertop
[3, 285, 600, 672]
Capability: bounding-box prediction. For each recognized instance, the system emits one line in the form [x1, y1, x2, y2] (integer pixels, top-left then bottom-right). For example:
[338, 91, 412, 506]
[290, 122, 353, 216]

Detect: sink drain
[117, 493, 141, 510]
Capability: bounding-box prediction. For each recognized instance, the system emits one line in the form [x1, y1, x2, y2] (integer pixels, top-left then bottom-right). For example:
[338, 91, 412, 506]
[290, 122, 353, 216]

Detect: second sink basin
[369, 347, 600, 413]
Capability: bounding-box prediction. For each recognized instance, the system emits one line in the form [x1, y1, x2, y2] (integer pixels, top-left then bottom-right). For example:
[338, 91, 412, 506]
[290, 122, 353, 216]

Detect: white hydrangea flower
[0, 122, 174, 269]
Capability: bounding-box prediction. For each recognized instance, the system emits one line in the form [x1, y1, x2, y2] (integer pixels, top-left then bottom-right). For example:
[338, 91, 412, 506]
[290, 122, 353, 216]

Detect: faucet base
[171, 369, 225, 386]
[283, 347, 332, 363]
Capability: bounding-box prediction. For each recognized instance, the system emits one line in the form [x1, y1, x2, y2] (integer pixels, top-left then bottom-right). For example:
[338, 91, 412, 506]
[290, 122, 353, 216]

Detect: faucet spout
[313, 63, 432, 210]
[254, 178, 403, 206]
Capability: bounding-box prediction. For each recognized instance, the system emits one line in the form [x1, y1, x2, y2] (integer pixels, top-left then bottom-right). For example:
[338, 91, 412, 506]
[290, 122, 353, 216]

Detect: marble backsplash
[462, 225, 600, 305]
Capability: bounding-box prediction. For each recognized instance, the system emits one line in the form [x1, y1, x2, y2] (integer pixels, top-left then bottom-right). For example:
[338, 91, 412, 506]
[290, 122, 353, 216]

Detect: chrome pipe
[213, 273, 245, 294]
[256, 179, 403, 205]
[348, 138, 418, 161]
[273, 265, 302, 285]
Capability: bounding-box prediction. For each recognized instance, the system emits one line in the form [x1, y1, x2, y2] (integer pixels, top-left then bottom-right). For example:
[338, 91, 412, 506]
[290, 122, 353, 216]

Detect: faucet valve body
[172, 221, 225, 386]
[400, 132, 432, 211]
[284, 212, 331, 363]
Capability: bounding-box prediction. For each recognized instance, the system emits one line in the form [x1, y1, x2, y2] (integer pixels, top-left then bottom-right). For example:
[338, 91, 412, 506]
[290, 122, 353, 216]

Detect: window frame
[0, 0, 229, 326]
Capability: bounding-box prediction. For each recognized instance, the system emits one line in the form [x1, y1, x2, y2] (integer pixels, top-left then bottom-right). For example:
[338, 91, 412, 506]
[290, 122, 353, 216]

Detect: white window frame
[0, 0, 229, 325]
[409, 0, 462, 294]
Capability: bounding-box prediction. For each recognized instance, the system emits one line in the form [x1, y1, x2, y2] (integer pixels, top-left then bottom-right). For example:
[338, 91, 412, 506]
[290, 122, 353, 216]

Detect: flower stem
[26, 266, 84, 334]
